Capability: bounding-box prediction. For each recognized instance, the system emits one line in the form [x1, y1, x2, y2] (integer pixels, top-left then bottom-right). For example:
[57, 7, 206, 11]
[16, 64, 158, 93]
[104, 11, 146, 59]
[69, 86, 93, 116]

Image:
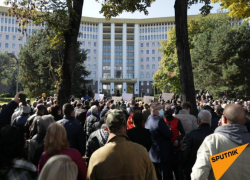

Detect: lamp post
[8, 53, 19, 94]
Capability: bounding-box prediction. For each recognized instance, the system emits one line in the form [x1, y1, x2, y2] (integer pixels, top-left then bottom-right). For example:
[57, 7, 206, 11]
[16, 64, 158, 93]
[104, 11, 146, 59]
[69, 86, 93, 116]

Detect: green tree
[18, 30, 89, 98]
[0, 53, 15, 85]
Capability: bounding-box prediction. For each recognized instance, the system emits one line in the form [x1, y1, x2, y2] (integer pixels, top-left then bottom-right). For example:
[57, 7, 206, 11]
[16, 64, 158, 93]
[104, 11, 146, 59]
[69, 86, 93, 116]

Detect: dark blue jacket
[12, 114, 29, 127]
[57, 115, 86, 155]
[0, 101, 18, 129]
[145, 114, 173, 163]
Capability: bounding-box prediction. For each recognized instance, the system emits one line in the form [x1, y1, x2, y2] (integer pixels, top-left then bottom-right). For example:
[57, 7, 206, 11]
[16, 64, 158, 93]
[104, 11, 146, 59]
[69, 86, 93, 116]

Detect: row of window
[0, 34, 27, 41]
[87, 64, 97, 69]
[79, 27, 98, 32]
[139, 27, 173, 33]
[141, 57, 161, 62]
[103, 52, 134, 56]
[140, 35, 168, 41]
[87, 56, 97, 61]
[78, 34, 98, 40]
[141, 49, 159, 55]
[81, 41, 97, 47]
[141, 42, 160, 47]
[82, 49, 96, 54]
[141, 72, 154, 78]
[0, 43, 22, 49]
[140, 81, 151, 86]
[141, 64, 156, 69]
[103, 73, 134, 78]
[103, 45, 134, 50]
[0, 17, 46, 27]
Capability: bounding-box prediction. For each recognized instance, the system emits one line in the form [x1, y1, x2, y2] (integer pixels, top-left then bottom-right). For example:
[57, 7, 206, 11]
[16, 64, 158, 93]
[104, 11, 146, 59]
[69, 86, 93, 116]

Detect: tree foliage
[0, 53, 15, 85]
[212, 0, 250, 19]
[18, 30, 89, 98]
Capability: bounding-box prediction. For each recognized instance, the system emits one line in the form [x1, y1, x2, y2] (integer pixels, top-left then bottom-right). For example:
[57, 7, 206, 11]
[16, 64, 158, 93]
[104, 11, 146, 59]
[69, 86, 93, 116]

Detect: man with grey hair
[28, 115, 54, 166]
[84, 105, 100, 141]
[180, 110, 213, 180]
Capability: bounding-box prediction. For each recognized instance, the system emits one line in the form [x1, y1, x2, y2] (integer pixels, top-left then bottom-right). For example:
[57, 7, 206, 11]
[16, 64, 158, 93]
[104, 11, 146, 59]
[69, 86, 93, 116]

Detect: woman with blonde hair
[38, 123, 87, 180]
[38, 155, 78, 180]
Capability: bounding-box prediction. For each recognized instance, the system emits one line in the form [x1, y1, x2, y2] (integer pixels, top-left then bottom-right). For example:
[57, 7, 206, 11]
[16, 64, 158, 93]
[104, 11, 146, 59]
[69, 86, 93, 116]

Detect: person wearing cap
[87, 109, 157, 180]
[145, 102, 173, 180]
[12, 105, 31, 127]
[25, 104, 46, 139]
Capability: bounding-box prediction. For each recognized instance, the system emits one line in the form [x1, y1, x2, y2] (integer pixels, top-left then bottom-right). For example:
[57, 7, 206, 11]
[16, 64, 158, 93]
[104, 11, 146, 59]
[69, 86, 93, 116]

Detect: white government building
[0, 6, 221, 95]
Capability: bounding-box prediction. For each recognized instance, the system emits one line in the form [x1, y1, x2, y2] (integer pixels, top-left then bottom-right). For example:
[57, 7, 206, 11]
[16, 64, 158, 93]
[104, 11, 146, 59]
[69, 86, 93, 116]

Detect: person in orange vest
[164, 109, 185, 180]
[126, 107, 143, 130]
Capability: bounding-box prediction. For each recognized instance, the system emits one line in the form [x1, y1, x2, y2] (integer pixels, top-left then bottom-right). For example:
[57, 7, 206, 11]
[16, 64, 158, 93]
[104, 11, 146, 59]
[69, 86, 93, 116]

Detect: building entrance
[127, 84, 134, 94]
[102, 84, 110, 94]
[114, 84, 122, 96]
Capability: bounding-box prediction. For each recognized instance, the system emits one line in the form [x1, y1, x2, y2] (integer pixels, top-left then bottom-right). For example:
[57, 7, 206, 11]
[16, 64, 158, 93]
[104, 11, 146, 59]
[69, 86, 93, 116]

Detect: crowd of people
[0, 92, 250, 180]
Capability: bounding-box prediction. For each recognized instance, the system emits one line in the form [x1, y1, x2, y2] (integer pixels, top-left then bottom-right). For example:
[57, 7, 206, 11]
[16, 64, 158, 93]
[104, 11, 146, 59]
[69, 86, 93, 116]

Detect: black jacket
[12, 114, 30, 127]
[180, 124, 213, 172]
[53, 114, 62, 121]
[84, 114, 100, 141]
[92, 117, 104, 132]
[100, 107, 109, 118]
[57, 115, 86, 155]
[28, 133, 46, 166]
[126, 126, 152, 151]
[0, 101, 18, 129]
[75, 109, 87, 127]
[85, 126, 109, 166]
[210, 112, 220, 131]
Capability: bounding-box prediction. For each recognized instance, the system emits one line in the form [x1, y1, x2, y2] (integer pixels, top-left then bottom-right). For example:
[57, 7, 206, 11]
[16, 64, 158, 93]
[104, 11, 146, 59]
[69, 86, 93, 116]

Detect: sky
[0, 0, 222, 19]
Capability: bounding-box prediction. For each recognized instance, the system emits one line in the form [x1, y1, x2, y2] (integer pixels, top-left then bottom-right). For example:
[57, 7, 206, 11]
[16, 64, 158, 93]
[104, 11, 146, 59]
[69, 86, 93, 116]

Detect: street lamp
[8, 53, 19, 94]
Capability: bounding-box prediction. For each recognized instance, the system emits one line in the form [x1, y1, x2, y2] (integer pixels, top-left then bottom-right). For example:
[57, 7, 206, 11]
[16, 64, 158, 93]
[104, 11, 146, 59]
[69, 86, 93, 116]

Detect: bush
[0, 93, 11, 97]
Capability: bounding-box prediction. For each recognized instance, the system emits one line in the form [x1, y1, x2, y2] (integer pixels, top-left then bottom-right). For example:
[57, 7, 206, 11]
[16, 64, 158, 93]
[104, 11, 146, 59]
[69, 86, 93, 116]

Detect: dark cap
[37, 104, 46, 110]
[106, 110, 126, 131]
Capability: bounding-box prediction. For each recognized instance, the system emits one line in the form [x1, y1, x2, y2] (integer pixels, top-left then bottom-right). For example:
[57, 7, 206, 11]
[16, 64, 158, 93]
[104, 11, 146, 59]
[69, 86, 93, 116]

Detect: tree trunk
[57, 0, 84, 108]
[174, 0, 198, 116]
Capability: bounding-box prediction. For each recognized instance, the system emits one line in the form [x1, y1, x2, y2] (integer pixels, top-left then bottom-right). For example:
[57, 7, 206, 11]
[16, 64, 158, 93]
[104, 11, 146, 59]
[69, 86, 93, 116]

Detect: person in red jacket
[126, 107, 142, 130]
[164, 109, 185, 180]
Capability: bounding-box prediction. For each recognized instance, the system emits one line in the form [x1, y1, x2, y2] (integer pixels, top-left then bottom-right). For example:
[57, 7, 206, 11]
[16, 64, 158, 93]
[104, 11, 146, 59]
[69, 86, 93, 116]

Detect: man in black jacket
[100, 100, 111, 118]
[126, 113, 152, 151]
[84, 105, 100, 141]
[57, 103, 86, 155]
[180, 110, 213, 180]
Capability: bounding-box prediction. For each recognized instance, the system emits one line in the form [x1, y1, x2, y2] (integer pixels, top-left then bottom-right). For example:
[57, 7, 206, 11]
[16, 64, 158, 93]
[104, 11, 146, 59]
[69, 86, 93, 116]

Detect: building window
[152, 64, 155, 69]
[146, 72, 150, 78]
[146, 65, 149, 69]
[87, 56, 91, 61]
[127, 66, 134, 70]
[127, 59, 134, 63]
[13, 35, 16, 40]
[94, 42, 96, 46]
[19, 44, 22, 49]
[146, 50, 149, 54]
[115, 45, 122, 49]
[127, 45, 133, 49]
[82, 41, 85, 46]
[152, 57, 155, 61]
[115, 59, 122, 63]
[141, 81, 144, 85]
[147, 81, 149, 86]
[127, 52, 134, 56]
[94, 49, 96, 54]
[6, 35, 9, 40]
[115, 66, 122, 70]
[88, 42, 91, 46]
[1, 18, 3, 23]
[12, 43, 15, 49]
[93, 72, 96, 78]
[141, 58, 143, 62]
[141, 72, 144, 78]
[146, 57, 149, 62]
[158, 42, 161, 47]
[5, 43, 8, 48]
[141, 50, 143, 55]
[103, 66, 111, 70]
[103, 59, 111, 63]
[141, 43, 143, 47]
[94, 57, 96, 61]
[93, 64, 96, 69]
[152, 50, 155, 54]
[103, 73, 110, 78]
[141, 65, 144, 69]
[152, 42, 155, 47]
[103, 45, 111, 49]
[126, 73, 134, 78]
[87, 64, 90, 69]
[146, 43, 149, 47]
[115, 52, 122, 56]
[0, 34, 1, 39]
[158, 57, 161, 61]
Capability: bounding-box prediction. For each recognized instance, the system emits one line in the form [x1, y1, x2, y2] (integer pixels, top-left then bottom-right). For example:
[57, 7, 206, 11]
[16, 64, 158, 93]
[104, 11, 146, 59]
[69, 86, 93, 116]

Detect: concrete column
[110, 82, 114, 94]
[123, 82, 127, 93]
[134, 24, 139, 94]
[122, 23, 127, 79]
[97, 23, 103, 93]
[110, 23, 115, 78]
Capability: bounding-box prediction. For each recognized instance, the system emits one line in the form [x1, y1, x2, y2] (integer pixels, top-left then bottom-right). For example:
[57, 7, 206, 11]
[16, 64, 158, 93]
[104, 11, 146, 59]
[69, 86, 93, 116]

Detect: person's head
[44, 123, 69, 156]
[130, 100, 135, 106]
[21, 105, 31, 115]
[164, 103, 171, 111]
[0, 125, 27, 169]
[90, 105, 98, 115]
[164, 109, 173, 120]
[38, 155, 78, 180]
[106, 100, 112, 108]
[144, 103, 149, 109]
[174, 105, 182, 115]
[151, 102, 164, 117]
[37, 104, 46, 115]
[132, 113, 144, 127]
[197, 110, 211, 125]
[182, 102, 192, 112]
[33, 101, 38, 107]
[37, 115, 55, 134]
[26, 99, 31, 106]
[221, 104, 246, 125]
[62, 103, 74, 116]
[133, 106, 142, 114]
[106, 110, 126, 133]
[51, 104, 61, 116]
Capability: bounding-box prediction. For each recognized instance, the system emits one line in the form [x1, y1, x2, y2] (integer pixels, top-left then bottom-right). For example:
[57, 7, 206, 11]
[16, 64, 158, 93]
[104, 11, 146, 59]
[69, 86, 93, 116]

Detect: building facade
[1, 6, 234, 96]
